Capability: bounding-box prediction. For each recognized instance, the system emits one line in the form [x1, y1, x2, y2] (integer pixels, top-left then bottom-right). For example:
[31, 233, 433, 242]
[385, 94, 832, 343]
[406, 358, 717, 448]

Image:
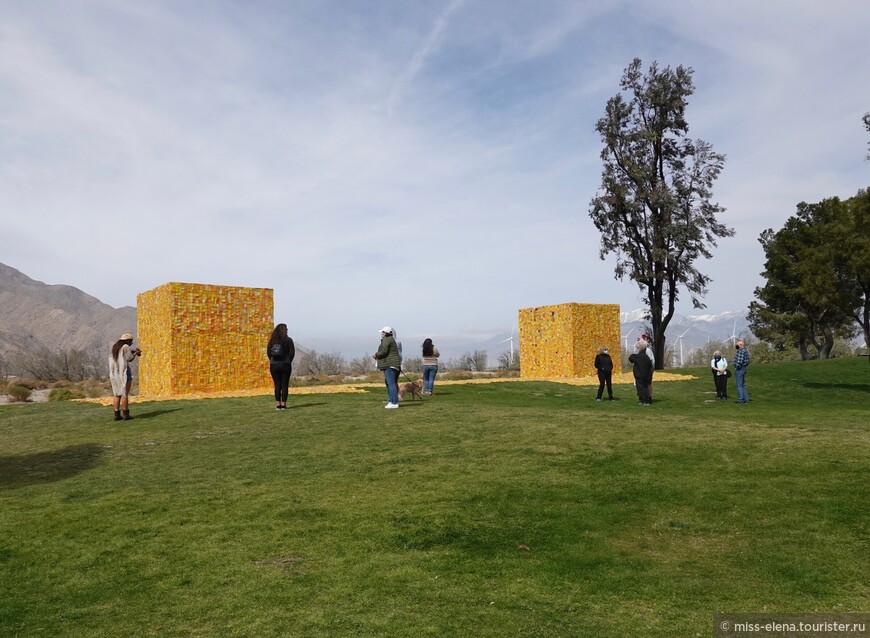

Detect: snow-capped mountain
[620, 309, 751, 355]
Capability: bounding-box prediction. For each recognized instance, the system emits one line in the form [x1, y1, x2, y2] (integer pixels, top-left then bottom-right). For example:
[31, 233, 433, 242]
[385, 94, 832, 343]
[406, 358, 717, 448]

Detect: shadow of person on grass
[132, 408, 183, 419]
[285, 402, 329, 410]
[802, 382, 870, 393]
[0, 443, 105, 489]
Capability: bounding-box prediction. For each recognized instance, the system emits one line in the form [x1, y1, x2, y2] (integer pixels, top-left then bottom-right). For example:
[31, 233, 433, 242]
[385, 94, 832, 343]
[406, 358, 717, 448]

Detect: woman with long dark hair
[108, 333, 141, 421]
[421, 338, 440, 395]
[267, 323, 295, 410]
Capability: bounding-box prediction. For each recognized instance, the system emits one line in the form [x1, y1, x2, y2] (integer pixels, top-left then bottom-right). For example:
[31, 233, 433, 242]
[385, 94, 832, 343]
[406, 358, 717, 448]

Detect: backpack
[269, 342, 286, 360]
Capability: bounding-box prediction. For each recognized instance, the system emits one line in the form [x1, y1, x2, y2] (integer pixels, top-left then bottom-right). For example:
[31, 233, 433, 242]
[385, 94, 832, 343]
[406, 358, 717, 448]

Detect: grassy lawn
[1, 358, 868, 637]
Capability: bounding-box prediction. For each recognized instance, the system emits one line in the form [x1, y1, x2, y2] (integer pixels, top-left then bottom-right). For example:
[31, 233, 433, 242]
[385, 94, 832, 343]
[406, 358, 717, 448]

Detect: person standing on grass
[628, 339, 653, 406]
[733, 340, 750, 404]
[373, 326, 401, 409]
[109, 333, 141, 421]
[594, 345, 614, 401]
[710, 350, 729, 400]
[267, 323, 295, 410]
[640, 333, 655, 402]
[421, 338, 440, 395]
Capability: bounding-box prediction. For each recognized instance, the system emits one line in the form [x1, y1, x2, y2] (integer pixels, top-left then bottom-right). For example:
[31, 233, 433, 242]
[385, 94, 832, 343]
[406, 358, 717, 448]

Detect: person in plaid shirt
[733, 340, 750, 404]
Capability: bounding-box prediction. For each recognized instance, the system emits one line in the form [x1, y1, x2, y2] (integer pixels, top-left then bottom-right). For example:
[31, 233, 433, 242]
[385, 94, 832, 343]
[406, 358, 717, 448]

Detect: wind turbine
[675, 326, 692, 367]
[497, 328, 516, 361]
[622, 326, 637, 351]
[728, 319, 739, 347]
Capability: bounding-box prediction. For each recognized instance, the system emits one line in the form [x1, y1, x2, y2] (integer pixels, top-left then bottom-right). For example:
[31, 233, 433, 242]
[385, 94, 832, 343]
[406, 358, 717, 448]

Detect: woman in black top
[594, 345, 614, 401]
[267, 323, 295, 410]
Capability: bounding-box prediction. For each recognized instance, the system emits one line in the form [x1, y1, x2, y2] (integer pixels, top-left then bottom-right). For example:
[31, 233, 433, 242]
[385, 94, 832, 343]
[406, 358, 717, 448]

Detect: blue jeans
[422, 365, 438, 393]
[735, 367, 748, 403]
[383, 367, 399, 404]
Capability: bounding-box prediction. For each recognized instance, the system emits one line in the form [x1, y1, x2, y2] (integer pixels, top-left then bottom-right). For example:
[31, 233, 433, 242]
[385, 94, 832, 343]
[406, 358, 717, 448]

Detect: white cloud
[2, 0, 869, 350]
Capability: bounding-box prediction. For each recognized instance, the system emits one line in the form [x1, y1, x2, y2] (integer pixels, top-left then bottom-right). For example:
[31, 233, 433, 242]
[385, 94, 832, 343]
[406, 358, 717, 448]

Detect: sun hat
[120, 333, 133, 340]
[380, 326, 393, 334]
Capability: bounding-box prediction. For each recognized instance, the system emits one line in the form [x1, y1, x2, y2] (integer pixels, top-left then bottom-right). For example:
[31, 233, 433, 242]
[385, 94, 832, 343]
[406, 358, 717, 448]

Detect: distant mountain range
[0, 262, 136, 363]
[305, 309, 754, 369]
[0, 261, 752, 371]
[620, 308, 751, 346]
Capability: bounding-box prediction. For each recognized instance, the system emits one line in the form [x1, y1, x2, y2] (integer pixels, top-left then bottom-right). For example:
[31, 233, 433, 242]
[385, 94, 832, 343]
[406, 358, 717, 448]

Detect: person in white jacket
[109, 333, 141, 421]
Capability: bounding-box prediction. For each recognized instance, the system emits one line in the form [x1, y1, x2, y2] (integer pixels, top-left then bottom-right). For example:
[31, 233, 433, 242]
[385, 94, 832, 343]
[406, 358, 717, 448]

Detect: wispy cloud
[387, 0, 467, 115]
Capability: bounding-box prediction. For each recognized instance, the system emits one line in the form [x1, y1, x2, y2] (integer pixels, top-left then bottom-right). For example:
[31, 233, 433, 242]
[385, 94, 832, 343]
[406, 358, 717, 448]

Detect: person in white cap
[373, 327, 401, 408]
[109, 333, 141, 421]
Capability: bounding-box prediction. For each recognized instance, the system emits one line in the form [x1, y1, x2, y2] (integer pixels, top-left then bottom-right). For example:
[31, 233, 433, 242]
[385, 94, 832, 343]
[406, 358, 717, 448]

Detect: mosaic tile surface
[137, 282, 274, 396]
[518, 302, 621, 378]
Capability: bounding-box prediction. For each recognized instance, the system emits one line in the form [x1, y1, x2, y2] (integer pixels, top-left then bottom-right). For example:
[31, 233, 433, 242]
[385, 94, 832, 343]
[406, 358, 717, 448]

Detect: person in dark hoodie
[628, 339, 653, 406]
[267, 323, 295, 410]
[593, 345, 614, 401]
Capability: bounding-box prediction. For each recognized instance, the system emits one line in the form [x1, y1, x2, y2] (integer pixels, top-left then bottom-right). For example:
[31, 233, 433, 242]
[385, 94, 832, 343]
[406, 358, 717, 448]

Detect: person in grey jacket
[373, 326, 401, 409]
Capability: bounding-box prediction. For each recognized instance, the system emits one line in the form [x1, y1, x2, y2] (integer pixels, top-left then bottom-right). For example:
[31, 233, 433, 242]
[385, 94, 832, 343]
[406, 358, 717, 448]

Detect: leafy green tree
[749, 193, 867, 360]
[589, 58, 733, 370]
[829, 188, 870, 357]
[864, 112, 870, 160]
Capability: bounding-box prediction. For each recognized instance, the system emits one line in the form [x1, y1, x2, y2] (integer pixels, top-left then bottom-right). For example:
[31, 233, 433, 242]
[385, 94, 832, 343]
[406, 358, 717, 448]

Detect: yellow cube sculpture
[518, 302, 621, 378]
[137, 282, 274, 396]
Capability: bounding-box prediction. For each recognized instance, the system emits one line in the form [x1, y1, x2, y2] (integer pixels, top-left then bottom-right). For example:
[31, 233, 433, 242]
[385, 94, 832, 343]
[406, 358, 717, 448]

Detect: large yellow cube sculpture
[137, 282, 274, 396]
[519, 302, 621, 378]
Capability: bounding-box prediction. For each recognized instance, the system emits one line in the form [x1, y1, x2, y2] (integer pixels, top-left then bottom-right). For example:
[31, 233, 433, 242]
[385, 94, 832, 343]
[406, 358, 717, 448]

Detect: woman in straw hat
[109, 333, 141, 421]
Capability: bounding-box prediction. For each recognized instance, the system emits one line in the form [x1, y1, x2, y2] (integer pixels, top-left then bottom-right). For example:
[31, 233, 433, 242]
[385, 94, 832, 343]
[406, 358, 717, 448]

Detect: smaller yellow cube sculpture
[519, 302, 621, 378]
[137, 282, 274, 396]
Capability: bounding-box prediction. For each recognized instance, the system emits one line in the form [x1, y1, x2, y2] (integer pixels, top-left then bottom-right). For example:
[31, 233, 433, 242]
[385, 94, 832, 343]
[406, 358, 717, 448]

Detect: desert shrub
[83, 383, 110, 398]
[402, 357, 422, 373]
[444, 370, 473, 381]
[346, 356, 374, 376]
[12, 379, 39, 390]
[49, 387, 87, 402]
[6, 384, 32, 402]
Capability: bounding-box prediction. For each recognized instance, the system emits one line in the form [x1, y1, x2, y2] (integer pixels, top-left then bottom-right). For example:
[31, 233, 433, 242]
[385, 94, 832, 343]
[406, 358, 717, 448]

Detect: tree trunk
[799, 338, 809, 361]
[818, 326, 835, 359]
[646, 278, 673, 371]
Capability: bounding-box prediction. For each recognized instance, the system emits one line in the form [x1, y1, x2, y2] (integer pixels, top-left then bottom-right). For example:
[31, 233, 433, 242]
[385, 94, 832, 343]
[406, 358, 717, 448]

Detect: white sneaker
[385, 403, 399, 409]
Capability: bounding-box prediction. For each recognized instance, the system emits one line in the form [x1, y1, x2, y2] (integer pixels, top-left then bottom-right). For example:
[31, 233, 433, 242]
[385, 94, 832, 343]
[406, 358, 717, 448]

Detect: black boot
[122, 409, 133, 421]
[113, 410, 122, 421]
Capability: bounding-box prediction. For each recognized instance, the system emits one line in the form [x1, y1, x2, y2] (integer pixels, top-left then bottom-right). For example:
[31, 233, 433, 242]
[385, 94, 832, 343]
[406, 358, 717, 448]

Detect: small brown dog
[398, 379, 424, 401]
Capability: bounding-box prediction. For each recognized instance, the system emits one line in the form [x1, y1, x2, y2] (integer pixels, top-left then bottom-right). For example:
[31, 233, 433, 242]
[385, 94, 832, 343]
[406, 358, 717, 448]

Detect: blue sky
[2, 0, 868, 351]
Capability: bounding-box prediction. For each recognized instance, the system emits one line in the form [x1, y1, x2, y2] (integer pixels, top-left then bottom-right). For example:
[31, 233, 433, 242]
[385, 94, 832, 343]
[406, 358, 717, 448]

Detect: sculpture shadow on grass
[0, 443, 105, 489]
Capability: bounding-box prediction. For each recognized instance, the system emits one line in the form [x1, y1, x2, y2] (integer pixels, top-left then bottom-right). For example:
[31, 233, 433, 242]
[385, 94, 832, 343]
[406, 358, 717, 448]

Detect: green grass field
[2, 358, 868, 637]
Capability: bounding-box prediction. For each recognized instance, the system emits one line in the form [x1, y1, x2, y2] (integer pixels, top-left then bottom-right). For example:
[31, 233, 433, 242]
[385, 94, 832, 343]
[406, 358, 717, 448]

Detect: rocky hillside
[0, 262, 136, 361]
